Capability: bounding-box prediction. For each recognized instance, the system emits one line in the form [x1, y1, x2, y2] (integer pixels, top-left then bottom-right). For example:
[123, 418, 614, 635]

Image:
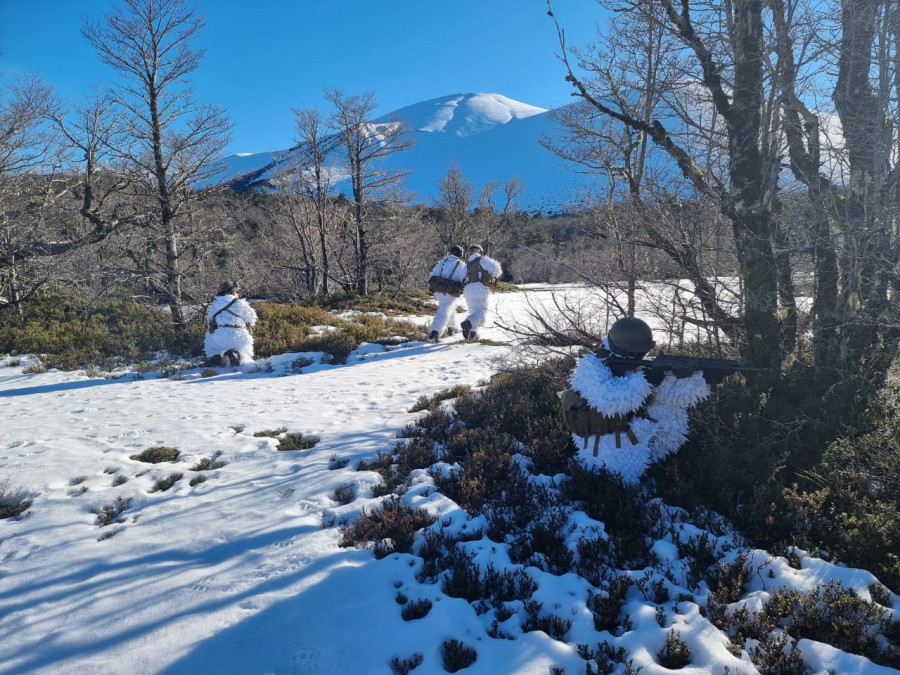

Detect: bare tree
[773, 0, 900, 373]
[549, 0, 793, 380]
[549, 0, 900, 395]
[430, 161, 474, 247]
[291, 106, 342, 294]
[0, 73, 57, 313]
[474, 177, 524, 252]
[83, 0, 232, 329]
[324, 89, 416, 295]
[543, 1, 733, 321]
[0, 75, 126, 314]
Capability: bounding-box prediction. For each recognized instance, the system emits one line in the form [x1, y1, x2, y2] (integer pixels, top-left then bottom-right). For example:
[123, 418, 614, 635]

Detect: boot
[428, 330, 439, 343]
[446, 327, 456, 336]
[461, 320, 472, 340]
[468, 331, 477, 341]
[203, 354, 224, 367]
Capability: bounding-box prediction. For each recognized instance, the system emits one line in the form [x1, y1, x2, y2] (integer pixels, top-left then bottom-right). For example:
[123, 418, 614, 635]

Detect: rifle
[605, 352, 769, 382]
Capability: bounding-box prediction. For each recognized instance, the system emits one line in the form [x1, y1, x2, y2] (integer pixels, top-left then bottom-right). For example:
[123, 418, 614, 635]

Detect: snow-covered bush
[0, 478, 33, 519]
[441, 638, 476, 672]
[339, 497, 436, 559]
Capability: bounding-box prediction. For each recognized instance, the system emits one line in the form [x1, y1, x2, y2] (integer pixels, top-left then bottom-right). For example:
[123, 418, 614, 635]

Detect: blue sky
[0, 0, 601, 154]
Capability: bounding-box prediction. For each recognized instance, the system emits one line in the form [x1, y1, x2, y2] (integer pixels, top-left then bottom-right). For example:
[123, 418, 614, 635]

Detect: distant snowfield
[0, 286, 895, 675]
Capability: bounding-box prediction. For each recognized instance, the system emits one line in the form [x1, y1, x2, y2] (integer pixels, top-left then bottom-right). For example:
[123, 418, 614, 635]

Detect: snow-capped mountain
[211, 93, 591, 213]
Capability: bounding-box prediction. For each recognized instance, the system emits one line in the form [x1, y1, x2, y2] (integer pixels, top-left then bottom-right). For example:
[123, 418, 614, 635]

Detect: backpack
[466, 256, 499, 287]
[428, 258, 465, 297]
[559, 389, 640, 454]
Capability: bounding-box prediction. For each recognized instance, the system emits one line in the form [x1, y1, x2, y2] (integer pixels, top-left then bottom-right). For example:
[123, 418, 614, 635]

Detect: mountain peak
[381, 92, 548, 137]
[214, 92, 588, 211]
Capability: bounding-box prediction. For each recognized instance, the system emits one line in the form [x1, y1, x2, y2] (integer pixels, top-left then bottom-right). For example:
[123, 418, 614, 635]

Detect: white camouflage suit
[462, 252, 503, 334]
[204, 294, 258, 364]
[428, 254, 467, 336]
[568, 338, 710, 484]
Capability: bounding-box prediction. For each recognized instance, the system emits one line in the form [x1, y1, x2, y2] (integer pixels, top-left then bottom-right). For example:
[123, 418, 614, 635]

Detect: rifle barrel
[607, 354, 768, 372]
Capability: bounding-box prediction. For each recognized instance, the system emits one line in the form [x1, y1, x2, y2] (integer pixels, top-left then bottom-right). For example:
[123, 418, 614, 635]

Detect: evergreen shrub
[441, 639, 476, 673]
[389, 653, 424, 675]
[452, 362, 575, 476]
[328, 454, 350, 470]
[400, 598, 432, 621]
[781, 394, 900, 591]
[0, 479, 33, 519]
[321, 291, 432, 315]
[764, 581, 890, 660]
[253, 301, 425, 364]
[653, 361, 900, 596]
[656, 630, 691, 669]
[276, 433, 320, 451]
[149, 473, 183, 493]
[251, 302, 337, 356]
[577, 641, 630, 675]
[191, 452, 226, 471]
[0, 293, 202, 370]
[332, 483, 356, 504]
[130, 447, 181, 463]
[92, 496, 134, 526]
[408, 384, 470, 413]
[339, 497, 436, 559]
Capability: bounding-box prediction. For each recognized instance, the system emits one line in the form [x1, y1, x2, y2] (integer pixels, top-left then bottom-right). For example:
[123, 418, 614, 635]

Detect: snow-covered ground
[0, 286, 896, 674]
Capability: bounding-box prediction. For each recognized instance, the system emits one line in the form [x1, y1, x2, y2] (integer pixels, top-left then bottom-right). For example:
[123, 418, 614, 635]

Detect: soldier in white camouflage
[427, 245, 467, 343]
[560, 317, 712, 484]
[460, 244, 502, 341]
[204, 281, 258, 366]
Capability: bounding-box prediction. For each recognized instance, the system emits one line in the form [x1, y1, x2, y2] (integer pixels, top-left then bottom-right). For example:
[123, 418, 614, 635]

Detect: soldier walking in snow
[560, 317, 715, 484]
[460, 244, 502, 341]
[204, 281, 258, 366]
[427, 245, 467, 343]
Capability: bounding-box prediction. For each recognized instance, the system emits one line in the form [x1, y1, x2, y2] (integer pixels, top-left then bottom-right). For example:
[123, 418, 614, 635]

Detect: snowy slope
[210, 93, 591, 212]
[1, 286, 897, 674]
[389, 93, 547, 136]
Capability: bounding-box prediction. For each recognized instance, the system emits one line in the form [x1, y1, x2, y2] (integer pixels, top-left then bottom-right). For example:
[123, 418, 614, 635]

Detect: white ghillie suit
[462, 252, 502, 333]
[204, 294, 258, 364]
[568, 346, 710, 484]
[428, 254, 467, 336]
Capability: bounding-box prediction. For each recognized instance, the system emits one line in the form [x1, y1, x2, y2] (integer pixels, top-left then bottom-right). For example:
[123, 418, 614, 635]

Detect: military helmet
[607, 317, 655, 356]
[449, 245, 464, 257]
[217, 280, 239, 296]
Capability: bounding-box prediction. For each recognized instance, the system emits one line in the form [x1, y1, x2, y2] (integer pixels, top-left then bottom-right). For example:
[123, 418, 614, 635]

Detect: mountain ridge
[211, 92, 588, 212]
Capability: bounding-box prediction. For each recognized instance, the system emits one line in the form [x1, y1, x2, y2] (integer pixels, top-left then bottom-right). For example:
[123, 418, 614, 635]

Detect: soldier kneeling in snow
[204, 281, 258, 367]
[560, 317, 714, 485]
[460, 244, 502, 341]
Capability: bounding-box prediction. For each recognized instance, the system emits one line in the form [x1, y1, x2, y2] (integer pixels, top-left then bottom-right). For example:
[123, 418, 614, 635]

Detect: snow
[1, 285, 897, 674]
[394, 93, 548, 137]
[208, 92, 589, 212]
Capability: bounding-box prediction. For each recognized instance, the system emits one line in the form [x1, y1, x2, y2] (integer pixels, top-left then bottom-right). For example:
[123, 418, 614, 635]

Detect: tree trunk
[724, 0, 781, 375]
[833, 0, 892, 368]
[318, 212, 330, 295]
[149, 87, 185, 331]
[354, 170, 368, 296]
